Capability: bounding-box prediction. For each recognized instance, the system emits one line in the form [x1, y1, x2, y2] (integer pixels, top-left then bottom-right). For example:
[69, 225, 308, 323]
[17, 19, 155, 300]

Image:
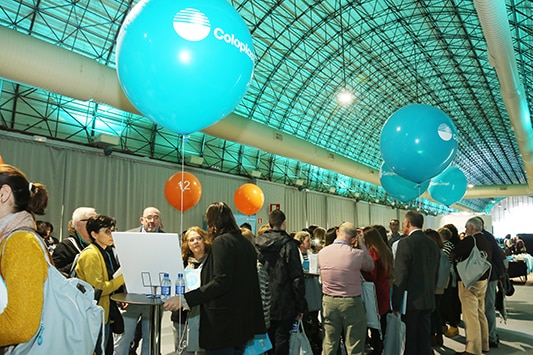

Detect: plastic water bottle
[160, 273, 171, 301]
[175, 273, 185, 299]
[175, 273, 189, 310]
[291, 321, 299, 333]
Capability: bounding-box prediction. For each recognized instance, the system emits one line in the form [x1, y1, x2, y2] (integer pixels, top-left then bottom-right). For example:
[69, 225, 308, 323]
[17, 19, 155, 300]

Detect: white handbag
[456, 236, 491, 289]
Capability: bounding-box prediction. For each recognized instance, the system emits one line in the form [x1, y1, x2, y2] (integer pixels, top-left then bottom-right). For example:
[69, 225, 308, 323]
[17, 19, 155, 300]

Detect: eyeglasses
[102, 228, 114, 235]
[143, 215, 160, 221]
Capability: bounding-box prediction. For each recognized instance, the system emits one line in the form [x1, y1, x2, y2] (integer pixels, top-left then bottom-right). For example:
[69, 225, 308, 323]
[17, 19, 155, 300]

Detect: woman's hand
[162, 296, 182, 312]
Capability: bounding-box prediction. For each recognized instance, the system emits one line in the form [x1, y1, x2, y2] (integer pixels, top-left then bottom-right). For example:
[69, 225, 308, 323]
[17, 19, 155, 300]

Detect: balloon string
[180, 135, 185, 236]
[417, 184, 422, 210]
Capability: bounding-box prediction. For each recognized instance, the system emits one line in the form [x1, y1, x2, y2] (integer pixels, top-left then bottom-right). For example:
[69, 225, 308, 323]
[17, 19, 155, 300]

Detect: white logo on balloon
[173, 8, 211, 41]
[437, 123, 453, 141]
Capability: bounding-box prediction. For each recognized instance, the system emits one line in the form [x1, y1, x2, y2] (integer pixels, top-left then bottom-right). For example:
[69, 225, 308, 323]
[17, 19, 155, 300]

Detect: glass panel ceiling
[1, 0, 532, 214]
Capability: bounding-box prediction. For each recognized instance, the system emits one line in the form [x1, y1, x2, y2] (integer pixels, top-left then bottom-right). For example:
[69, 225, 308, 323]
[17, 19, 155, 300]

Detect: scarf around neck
[0, 211, 36, 243]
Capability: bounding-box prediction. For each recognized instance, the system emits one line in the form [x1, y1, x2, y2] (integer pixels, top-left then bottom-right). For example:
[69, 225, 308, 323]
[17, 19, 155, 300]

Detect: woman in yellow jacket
[0, 164, 49, 350]
[76, 214, 124, 355]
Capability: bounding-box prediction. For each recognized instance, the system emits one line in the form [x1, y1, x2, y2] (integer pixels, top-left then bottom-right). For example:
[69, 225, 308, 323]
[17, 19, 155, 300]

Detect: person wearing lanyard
[318, 222, 374, 355]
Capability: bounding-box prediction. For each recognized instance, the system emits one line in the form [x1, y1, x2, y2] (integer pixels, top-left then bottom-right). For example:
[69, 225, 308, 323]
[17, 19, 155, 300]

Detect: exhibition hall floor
[156, 275, 533, 355]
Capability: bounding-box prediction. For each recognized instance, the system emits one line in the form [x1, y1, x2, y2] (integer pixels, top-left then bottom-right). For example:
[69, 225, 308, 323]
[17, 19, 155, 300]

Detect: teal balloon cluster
[379, 162, 429, 203]
[116, 0, 255, 135]
[428, 166, 468, 206]
[380, 104, 466, 206]
[380, 104, 458, 183]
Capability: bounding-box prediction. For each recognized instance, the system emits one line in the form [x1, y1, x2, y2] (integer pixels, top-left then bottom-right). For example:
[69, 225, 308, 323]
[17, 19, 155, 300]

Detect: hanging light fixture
[336, 0, 354, 106]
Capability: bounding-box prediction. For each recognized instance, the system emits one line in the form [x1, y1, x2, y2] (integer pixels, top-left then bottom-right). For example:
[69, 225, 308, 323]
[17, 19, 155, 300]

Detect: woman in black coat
[164, 202, 265, 354]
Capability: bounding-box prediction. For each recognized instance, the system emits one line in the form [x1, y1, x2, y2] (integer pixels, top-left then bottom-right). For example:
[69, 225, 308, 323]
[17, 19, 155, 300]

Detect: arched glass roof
[1, 0, 532, 214]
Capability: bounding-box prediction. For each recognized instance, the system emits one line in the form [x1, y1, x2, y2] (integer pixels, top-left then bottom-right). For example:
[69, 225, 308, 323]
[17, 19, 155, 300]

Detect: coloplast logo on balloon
[173, 8, 255, 64]
[173, 8, 211, 41]
[437, 123, 454, 141]
[213, 28, 255, 63]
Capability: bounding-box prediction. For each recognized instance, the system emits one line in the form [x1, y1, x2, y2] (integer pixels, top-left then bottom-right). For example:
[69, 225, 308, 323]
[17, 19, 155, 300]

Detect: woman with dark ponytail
[0, 164, 49, 348]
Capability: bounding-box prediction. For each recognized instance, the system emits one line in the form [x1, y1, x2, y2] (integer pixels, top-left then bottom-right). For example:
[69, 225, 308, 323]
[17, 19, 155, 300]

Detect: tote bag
[383, 313, 405, 355]
[456, 236, 491, 290]
[289, 320, 313, 355]
[182, 306, 201, 352]
[361, 279, 381, 330]
[3, 230, 104, 355]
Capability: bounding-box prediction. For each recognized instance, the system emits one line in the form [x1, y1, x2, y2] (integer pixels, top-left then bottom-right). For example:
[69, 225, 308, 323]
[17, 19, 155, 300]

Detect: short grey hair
[72, 207, 97, 224]
[466, 217, 483, 232]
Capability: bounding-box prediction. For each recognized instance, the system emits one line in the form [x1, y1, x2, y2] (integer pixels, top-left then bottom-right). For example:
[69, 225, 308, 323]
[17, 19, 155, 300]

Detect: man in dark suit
[115, 207, 164, 355]
[392, 210, 440, 355]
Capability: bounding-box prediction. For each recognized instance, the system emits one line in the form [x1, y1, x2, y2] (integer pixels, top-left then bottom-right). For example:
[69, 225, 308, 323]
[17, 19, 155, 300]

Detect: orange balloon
[234, 183, 265, 216]
[0, 155, 3, 164]
[164, 172, 202, 212]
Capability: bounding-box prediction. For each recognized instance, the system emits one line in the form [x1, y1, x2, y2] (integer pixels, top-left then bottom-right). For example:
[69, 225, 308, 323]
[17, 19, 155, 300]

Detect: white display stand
[112, 232, 184, 295]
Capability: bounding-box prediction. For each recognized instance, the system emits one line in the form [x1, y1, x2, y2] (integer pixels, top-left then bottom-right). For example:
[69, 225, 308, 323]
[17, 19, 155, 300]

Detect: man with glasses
[115, 207, 164, 355]
[53, 206, 98, 276]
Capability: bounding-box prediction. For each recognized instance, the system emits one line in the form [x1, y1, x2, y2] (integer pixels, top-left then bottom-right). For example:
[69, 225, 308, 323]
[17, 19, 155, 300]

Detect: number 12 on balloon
[164, 172, 202, 212]
[178, 180, 190, 191]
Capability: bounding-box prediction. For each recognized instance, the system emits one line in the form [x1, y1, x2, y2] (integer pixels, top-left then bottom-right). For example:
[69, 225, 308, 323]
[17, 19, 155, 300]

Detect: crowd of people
[0, 163, 511, 355]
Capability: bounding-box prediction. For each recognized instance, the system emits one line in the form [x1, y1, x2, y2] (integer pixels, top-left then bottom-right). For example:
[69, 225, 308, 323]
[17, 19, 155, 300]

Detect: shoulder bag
[2, 230, 104, 355]
[456, 236, 491, 290]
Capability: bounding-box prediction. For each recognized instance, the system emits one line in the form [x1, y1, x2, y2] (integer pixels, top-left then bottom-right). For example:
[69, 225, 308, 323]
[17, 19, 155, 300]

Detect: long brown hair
[205, 202, 240, 239]
[363, 226, 393, 274]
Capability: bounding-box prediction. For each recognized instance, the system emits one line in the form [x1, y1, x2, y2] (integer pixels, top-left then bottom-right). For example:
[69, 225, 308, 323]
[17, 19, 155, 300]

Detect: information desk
[111, 293, 163, 355]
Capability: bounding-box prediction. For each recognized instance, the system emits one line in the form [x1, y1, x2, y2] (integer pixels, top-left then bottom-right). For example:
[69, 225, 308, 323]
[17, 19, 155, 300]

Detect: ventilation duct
[474, 0, 533, 191]
[0, 24, 530, 199]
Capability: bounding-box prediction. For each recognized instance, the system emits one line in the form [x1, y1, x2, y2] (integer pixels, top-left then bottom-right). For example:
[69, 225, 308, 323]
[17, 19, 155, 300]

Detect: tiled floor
[154, 275, 533, 355]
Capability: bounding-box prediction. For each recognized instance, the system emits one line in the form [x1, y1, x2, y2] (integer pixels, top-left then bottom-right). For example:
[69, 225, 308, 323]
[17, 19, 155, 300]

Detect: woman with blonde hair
[361, 226, 393, 355]
[294, 230, 322, 354]
[172, 226, 211, 354]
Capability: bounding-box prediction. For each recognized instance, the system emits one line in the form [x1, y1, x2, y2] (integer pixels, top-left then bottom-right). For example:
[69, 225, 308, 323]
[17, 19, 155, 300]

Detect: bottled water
[175, 273, 185, 298]
[175, 273, 188, 310]
[160, 273, 171, 302]
[291, 321, 299, 333]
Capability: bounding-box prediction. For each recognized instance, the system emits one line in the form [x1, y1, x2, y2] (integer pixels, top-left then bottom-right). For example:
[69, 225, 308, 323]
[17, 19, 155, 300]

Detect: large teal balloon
[428, 166, 468, 206]
[116, 0, 255, 135]
[380, 104, 458, 183]
[380, 162, 430, 202]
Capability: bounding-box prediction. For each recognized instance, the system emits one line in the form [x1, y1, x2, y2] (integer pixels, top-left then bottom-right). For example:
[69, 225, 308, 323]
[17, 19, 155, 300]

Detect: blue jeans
[485, 280, 498, 343]
[114, 304, 150, 355]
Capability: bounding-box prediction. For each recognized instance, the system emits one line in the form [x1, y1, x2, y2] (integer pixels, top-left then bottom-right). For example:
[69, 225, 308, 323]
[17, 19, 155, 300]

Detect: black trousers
[268, 318, 293, 355]
[402, 309, 433, 355]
